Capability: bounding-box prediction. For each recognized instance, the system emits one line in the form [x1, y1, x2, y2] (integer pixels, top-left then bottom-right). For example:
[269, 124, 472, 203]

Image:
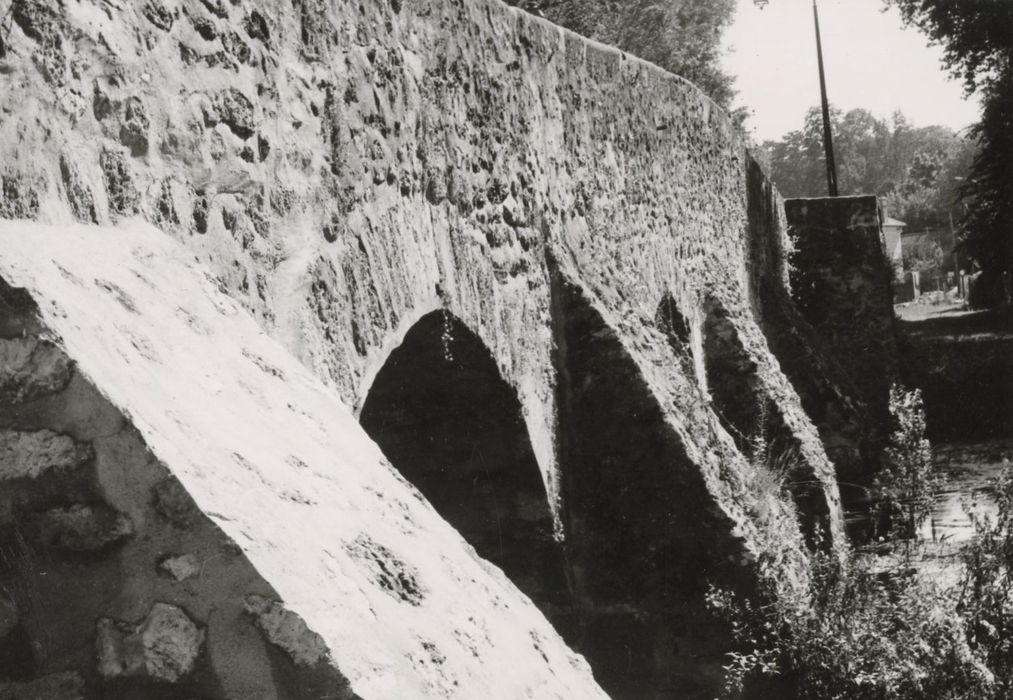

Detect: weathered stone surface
[0, 0, 853, 692]
[343, 533, 426, 607]
[244, 595, 328, 666]
[0, 429, 90, 480]
[0, 223, 609, 699]
[786, 196, 898, 429]
[58, 156, 97, 224]
[745, 171, 882, 497]
[0, 592, 17, 639]
[158, 553, 201, 581]
[96, 603, 204, 682]
[26, 503, 132, 551]
[9, 0, 65, 86]
[99, 147, 139, 218]
[0, 301, 359, 700]
[0, 672, 84, 700]
[152, 476, 200, 527]
[203, 88, 255, 139]
[0, 337, 72, 403]
[0, 0, 842, 521]
[0, 171, 40, 220]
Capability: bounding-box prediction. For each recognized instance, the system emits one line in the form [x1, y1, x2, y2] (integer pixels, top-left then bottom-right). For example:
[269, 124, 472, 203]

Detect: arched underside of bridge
[359, 311, 570, 614]
[553, 277, 741, 700]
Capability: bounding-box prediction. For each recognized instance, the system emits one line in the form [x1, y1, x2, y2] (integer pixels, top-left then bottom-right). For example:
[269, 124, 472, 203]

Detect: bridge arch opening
[554, 278, 738, 699]
[702, 297, 830, 548]
[359, 310, 569, 611]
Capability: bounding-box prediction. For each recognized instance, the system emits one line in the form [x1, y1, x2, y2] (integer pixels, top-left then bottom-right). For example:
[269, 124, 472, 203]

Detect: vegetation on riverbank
[711, 387, 1013, 699]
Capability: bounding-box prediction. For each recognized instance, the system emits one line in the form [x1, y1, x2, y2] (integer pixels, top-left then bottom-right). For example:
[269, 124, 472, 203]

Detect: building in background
[882, 215, 906, 277]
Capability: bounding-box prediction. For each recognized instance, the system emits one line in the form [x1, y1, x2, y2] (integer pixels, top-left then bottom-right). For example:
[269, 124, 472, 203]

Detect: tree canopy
[507, 0, 739, 112]
[760, 107, 974, 232]
[885, 1, 1013, 96]
[883, 1, 1013, 304]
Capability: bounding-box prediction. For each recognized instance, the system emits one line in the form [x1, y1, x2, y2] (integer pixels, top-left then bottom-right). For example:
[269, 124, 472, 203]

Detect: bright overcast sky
[721, 0, 980, 142]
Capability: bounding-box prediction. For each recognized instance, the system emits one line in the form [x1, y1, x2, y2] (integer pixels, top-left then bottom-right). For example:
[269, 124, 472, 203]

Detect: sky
[720, 0, 981, 142]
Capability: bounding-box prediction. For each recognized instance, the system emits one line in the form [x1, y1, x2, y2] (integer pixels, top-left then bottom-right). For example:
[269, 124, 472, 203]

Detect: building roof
[883, 217, 907, 228]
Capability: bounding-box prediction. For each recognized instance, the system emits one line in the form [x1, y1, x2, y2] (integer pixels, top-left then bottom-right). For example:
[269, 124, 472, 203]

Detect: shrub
[958, 464, 1013, 696]
[709, 543, 993, 699]
[873, 386, 943, 541]
[707, 386, 995, 699]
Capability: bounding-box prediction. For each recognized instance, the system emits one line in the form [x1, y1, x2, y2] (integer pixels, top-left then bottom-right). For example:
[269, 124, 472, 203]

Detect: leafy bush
[873, 386, 942, 541]
[706, 386, 1002, 699]
[708, 546, 991, 699]
[958, 465, 1013, 696]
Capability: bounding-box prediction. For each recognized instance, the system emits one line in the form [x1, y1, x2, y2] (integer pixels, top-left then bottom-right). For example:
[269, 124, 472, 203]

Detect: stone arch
[554, 277, 739, 700]
[358, 310, 569, 612]
[701, 297, 830, 547]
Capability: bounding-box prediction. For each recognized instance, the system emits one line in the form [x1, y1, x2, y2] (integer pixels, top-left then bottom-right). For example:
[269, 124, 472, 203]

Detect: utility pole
[949, 208, 961, 296]
[951, 176, 965, 296]
[813, 0, 838, 197]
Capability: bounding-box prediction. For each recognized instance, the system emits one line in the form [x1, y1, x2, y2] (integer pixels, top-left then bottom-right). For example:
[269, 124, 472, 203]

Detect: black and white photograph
[0, 0, 1010, 697]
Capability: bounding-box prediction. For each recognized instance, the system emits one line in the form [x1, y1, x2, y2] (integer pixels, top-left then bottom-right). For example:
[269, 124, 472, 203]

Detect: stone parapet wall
[785, 196, 899, 466]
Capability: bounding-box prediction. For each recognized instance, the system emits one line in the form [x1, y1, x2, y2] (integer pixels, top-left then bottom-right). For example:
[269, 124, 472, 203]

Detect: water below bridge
[918, 440, 1013, 545]
[845, 439, 1013, 557]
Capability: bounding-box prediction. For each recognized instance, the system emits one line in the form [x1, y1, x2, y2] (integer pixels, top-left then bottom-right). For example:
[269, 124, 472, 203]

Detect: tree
[885, 2, 1013, 95]
[762, 107, 973, 233]
[885, 0, 1013, 306]
[506, 0, 739, 112]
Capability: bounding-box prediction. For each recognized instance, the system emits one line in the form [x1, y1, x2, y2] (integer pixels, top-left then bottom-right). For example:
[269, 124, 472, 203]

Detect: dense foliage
[710, 387, 1013, 699]
[885, 1, 1013, 305]
[506, 0, 739, 112]
[709, 549, 989, 699]
[874, 387, 941, 539]
[760, 107, 974, 233]
[960, 467, 1013, 697]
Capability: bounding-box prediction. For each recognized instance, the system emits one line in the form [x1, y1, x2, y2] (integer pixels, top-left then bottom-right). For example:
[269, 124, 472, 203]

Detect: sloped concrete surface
[0, 219, 606, 699]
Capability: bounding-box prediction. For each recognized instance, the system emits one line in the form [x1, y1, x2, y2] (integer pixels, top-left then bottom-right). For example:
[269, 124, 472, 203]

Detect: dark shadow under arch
[359, 311, 569, 611]
[553, 277, 741, 700]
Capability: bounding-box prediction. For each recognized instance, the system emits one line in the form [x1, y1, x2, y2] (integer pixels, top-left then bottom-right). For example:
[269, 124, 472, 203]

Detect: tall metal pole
[813, 0, 838, 197]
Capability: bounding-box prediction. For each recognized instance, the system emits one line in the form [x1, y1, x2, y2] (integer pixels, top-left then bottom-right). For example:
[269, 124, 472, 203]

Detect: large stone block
[0, 429, 89, 480]
[96, 603, 205, 683]
[0, 338, 72, 404]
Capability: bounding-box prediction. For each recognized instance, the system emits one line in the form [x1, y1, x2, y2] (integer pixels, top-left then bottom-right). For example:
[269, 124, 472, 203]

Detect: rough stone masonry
[0, 221, 607, 699]
[0, 0, 892, 697]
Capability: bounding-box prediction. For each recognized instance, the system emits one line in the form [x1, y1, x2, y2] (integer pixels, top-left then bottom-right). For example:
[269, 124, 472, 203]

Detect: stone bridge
[0, 0, 893, 698]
